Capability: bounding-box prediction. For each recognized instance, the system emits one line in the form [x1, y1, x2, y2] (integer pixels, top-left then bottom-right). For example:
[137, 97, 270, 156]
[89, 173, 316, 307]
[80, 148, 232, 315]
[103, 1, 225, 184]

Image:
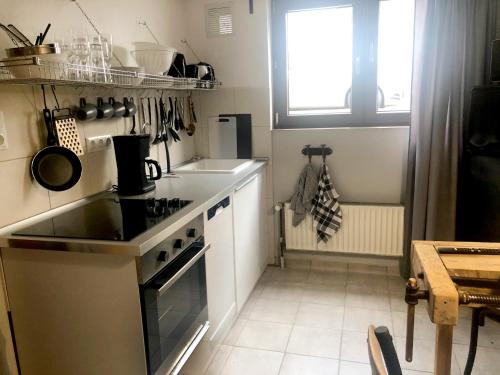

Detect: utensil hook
[321, 144, 326, 163]
[51, 85, 60, 110]
[305, 144, 312, 164]
[138, 21, 161, 45]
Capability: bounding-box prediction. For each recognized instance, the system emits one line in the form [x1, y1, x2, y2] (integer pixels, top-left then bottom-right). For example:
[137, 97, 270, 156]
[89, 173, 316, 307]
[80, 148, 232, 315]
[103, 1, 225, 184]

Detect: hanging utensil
[159, 96, 168, 142]
[153, 97, 162, 144]
[178, 97, 185, 131]
[174, 97, 180, 131]
[52, 108, 84, 156]
[39, 23, 51, 45]
[7, 24, 33, 46]
[31, 86, 82, 191]
[0, 23, 20, 47]
[186, 95, 196, 136]
[142, 97, 152, 136]
[129, 97, 136, 134]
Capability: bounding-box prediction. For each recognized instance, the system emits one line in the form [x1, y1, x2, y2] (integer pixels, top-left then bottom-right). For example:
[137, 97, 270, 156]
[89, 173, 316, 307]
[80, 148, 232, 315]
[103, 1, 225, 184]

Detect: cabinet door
[204, 198, 236, 343]
[0, 256, 18, 375]
[233, 171, 265, 312]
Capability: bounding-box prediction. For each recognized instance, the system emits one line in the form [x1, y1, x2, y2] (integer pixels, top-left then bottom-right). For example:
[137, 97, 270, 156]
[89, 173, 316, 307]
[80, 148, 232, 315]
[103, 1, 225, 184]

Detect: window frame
[271, 0, 412, 129]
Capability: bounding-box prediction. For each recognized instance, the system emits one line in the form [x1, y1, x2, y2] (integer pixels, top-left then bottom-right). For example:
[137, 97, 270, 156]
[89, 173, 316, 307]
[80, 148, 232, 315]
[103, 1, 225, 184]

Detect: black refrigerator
[457, 86, 500, 241]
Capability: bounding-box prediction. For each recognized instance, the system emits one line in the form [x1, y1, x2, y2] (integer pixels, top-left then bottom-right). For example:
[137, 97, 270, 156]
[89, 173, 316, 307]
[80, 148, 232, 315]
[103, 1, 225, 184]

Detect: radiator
[284, 203, 404, 256]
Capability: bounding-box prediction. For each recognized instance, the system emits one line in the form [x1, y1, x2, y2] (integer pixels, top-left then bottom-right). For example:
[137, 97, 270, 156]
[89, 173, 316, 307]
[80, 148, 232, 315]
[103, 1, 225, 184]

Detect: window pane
[376, 0, 414, 113]
[287, 6, 353, 116]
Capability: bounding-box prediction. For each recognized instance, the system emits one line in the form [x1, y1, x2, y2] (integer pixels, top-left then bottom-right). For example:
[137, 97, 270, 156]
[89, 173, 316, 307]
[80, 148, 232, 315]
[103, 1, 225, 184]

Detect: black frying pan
[31, 106, 82, 191]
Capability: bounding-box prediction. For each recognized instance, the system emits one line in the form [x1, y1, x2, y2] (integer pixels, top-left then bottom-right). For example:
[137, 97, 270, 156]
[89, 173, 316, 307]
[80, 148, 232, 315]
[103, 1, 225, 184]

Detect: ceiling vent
[206, 3, 234, 38]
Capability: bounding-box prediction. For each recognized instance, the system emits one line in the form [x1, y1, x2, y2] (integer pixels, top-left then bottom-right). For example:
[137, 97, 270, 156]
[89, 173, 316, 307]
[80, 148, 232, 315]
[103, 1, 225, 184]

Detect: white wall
[0, 0, 196, 228]
[184, 0, 409, 263]
[273, 127, 409, 204]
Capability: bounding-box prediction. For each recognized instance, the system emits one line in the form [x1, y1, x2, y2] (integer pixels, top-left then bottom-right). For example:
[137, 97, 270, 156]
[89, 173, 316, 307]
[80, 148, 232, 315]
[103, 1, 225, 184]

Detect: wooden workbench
[411, 240, 500, 375]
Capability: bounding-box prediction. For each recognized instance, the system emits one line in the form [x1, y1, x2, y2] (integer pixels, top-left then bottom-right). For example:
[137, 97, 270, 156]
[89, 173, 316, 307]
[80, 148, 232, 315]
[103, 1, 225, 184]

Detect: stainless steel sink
[173, 159, 254, 174]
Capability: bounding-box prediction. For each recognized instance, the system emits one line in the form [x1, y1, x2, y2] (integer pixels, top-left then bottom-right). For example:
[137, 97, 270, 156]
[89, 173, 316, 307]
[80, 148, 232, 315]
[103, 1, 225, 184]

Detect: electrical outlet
[0, 111, 8, 150]
[86, 135, 112, 153]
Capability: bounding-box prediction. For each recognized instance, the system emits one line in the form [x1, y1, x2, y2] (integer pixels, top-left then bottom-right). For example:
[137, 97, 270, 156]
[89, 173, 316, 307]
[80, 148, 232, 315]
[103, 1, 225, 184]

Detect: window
[272, 0, 415, 128]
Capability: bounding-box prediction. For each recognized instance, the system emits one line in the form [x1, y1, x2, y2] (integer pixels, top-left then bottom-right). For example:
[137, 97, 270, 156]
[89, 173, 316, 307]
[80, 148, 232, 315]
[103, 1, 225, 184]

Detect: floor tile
[347, 273, 388, 290]
[343, 307, 393, 333]
[261, 282, 304, 302]
[392, 311, 435, 340]
[301, 285, 345, 306]
[286, 326, 342, 359]
[453, 343, 500, 375]
[311, 259, 348, 273]
[348, 263, 387, 275]
[402, 371, 432, 375]
[224, 319, 248, 346]
[395, 338, 460, 374]
[205, 345, 233, 375]
[259, 267, 276, 283]
[295, 303, 344, 330]
[344, 287, 391, 311]
[220, 347, 283, 375]
[250, 298, 299, 324]
[272, 268, 310, 283]
[285, 259, 312, 271]
[279, 353, 339, 375]
[386, 275, 406, 293]
[339, 360, 371, 375]
[236, 320, 292, 352]
[340, 331, 370, 363]
[239, 295, 258, 319]
[308, 271, 348, 286]
[452, 317, 500, 349]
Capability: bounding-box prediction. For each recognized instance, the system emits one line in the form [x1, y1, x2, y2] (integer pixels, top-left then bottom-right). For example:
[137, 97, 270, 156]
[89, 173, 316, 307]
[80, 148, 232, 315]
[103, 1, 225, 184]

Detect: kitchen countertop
[0, 160, 267, 256]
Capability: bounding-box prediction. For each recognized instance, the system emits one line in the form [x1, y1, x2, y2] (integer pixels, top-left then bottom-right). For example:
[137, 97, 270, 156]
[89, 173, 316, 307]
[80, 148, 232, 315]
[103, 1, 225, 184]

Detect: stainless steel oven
[139, 214, 210, 375]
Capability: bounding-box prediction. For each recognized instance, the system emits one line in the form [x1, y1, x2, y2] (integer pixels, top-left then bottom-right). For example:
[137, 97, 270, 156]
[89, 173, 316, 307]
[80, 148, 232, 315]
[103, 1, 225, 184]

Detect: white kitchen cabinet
[233, 169, 267, 312]
[181, 196, 237, 375]
[204, 196, 237, 342]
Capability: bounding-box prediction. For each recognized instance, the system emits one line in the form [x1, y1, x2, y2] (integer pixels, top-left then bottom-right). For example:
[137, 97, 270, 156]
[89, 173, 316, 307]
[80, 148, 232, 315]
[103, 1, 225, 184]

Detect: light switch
[0, 111, 8, 150]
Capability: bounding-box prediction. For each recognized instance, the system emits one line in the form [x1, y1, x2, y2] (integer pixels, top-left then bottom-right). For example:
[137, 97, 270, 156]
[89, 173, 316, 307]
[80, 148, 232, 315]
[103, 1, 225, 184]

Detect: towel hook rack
[305, 144, 312, 163]
[301, 144, 333, 161]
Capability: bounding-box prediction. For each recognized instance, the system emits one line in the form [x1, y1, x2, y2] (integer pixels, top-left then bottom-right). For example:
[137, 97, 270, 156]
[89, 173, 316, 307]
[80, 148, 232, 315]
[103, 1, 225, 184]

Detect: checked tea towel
[311, 163, 342, 243]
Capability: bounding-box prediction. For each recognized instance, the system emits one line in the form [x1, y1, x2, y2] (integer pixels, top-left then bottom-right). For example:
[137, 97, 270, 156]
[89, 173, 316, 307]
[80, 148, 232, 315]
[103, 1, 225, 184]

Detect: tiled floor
[204, 263, 500, 375]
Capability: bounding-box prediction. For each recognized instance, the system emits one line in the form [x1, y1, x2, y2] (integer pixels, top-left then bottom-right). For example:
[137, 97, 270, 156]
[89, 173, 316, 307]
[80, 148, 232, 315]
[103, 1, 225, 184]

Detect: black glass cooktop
[13, 197, 192, 241]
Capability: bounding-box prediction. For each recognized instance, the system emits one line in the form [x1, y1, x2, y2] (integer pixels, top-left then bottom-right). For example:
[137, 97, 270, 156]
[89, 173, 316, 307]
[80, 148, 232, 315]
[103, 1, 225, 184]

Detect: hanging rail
[302, 144, 333, 162]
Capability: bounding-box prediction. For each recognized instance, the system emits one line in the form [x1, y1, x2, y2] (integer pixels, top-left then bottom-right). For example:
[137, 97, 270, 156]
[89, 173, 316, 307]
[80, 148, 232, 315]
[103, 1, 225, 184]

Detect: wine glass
[100, 33, 113, 82]
[90, 35, 106, 82]
[71, 33, 90, 80]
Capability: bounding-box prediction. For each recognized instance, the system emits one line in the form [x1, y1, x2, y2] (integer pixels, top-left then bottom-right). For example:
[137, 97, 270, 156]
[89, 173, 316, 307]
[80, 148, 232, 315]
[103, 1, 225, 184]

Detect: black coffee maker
[112, 135, 162, 196]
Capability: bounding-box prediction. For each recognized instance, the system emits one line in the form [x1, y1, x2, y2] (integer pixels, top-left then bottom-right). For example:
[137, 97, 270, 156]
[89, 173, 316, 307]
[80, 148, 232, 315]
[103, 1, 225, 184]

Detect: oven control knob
[157, 250, 169, 262]
[173, 239, 184, 251]
[186, 228, 197, 238]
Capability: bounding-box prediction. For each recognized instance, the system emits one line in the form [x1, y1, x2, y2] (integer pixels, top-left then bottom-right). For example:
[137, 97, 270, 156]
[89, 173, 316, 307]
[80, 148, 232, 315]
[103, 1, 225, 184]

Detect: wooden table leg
[435, 324, 454, 375]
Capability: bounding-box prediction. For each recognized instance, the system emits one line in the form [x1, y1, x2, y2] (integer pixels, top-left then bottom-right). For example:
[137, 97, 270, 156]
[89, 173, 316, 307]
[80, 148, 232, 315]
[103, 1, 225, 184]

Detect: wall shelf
[0, 57, 220, 91]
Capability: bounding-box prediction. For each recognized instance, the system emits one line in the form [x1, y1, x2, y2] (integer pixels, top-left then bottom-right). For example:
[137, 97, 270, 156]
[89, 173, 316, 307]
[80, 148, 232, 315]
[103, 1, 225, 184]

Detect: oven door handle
[169, 320, 210, 375]
[157, 243, 211, 297]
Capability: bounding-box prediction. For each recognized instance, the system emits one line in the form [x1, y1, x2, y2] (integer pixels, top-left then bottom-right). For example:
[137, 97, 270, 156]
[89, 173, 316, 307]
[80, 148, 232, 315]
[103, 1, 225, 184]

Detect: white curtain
[403, 0, 498, 276]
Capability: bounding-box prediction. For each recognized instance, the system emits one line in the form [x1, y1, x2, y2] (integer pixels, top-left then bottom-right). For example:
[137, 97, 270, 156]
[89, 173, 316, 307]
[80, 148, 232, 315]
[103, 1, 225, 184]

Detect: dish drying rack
[0, 56, 220, 91]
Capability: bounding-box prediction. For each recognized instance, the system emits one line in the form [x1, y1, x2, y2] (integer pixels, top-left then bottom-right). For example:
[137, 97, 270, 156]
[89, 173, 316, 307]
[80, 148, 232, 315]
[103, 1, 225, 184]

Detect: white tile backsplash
[0, 157, 50, 227]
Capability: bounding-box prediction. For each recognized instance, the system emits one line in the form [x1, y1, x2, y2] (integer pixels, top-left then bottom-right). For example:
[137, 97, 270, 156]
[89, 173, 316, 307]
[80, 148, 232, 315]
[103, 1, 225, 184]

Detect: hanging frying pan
[31, 87, 82, 191]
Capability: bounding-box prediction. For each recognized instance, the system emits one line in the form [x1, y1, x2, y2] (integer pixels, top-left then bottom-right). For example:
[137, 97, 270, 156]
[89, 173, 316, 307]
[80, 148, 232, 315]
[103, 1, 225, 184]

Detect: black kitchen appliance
[457, 85, 500, 241]
[13, 197, 192, 241]
[186, 62, 215, 81]
[168, 53, 186, 77]
[12, 197, 209, 375]
[113, 135, 162, 196]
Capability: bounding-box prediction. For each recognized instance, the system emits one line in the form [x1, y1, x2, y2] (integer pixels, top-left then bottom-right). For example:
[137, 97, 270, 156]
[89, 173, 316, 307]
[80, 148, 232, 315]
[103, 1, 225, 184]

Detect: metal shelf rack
[0, 56, 220, 91]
